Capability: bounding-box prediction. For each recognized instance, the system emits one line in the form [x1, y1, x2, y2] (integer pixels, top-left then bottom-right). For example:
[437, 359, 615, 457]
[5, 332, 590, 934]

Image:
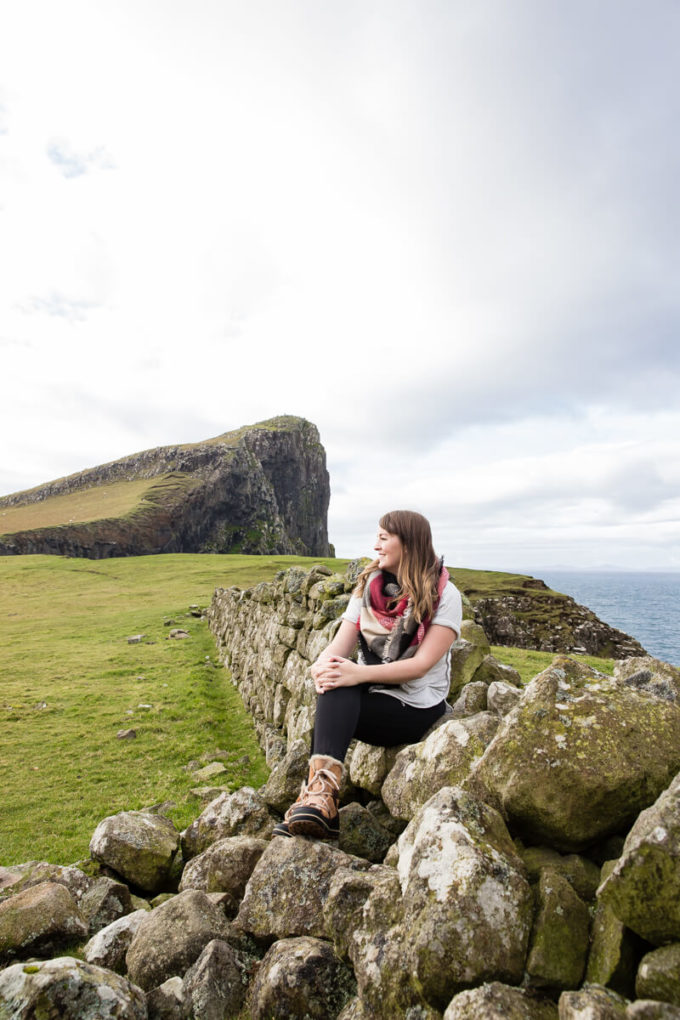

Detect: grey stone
[526, 869, 590, 989]
[0, 956, 146, 1018]
[636, 944, 680, 1007]
[598, 771, 680, 944]
[237, 836, 370, 940]
[0, 881, 87, 963]
[180, 787, 274, 859]
[381, 718, 486, 820]
[444, 981, 558, 1018]
[472, 658, 680, 851]
[183, 938, 253, 1019]
[80, 876, 133, 935]
[125, 888, 231, 991]
[178, 835, 267, 914]
[558, 984, 629, 1018]
[250, 936, 356, 1020]
[90, 810, 180, 895]
[83, 908, 148, 973]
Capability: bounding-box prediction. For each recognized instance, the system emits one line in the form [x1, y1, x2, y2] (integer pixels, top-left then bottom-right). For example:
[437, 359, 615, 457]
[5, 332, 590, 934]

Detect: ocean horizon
[529, 569, 680, 668]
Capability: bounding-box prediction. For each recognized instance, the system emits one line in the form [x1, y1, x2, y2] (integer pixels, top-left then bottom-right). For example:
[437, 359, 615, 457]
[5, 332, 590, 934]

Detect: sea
[532, 570, 680, 668]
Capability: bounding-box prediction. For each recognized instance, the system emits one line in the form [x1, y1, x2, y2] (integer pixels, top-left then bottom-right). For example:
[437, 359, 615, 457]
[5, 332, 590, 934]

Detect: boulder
[472, 654, 522, 688]
[348, 741, 400, 797]
[237, 836, 370, 940]
[586, 861, 640, 999]
[626, 1002, 680, 1018]
[451, 680, 488, 717]
[558, 985, 629, 1018]
[443, 981, 558, 1018]
[249, 936, 356, 1019]
[449, 621, 490, 696]
[0, 956, 146, 1018]
[472, 658, 680, 851]
[350, 786, 533, 1014]
[259, 737, 309, 813]
[80, 876, 133, 935]
[90, 810, 180, 894]
[323, 865, 400, 960]
[614, 656, 680, 703]
[83, 909, 148, 973]
[636, 944, 680, 1007]
[381, 718, 486, 820]
[145, 975, 188, 1019]
[525, 869, 590, 989]
[0, 881, 87, 963]
[396, 787, 533, 1008]
[178, 835, 267, 914]
[518, 846, 601, 902]
[598, 772, 680, 944]
[125, 889, 231, 991]
[180, 787, 274, 859]
[182, 938, 253, 1019]
[0, 862, 93, 906]
[487, 680, 523, 717]
[338, 802, 393, 862]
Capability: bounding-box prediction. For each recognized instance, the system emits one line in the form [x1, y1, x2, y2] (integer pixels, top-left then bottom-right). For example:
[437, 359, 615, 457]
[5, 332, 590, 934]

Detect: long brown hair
[355, 510, 442, 623]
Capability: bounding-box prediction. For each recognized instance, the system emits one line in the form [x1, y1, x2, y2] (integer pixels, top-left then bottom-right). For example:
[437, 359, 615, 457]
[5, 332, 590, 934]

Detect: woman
[275, 509, 463, 840]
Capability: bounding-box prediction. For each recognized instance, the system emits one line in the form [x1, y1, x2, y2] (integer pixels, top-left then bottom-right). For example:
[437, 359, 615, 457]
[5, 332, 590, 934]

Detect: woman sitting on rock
[275, 509, 463, 839]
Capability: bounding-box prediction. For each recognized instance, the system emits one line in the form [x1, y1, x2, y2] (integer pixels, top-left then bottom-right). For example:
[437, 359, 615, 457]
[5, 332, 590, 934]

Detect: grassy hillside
[0, 554, 613, 868]
[0, 474, 198, 536]
[0, 553, 347, 867]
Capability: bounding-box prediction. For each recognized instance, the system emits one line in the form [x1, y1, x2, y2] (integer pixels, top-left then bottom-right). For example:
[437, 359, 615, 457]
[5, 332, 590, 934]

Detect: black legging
[311, 684, 447, 762]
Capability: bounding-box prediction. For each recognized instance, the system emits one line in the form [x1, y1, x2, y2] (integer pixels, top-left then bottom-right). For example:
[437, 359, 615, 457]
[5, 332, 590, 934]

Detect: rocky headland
[0, 415, 331, 559]
[1, 562, 679, 1018]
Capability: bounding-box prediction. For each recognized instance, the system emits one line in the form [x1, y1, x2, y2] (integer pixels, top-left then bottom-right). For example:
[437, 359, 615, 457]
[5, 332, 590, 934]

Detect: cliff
[450, 568, 645, 659]
[0, 415, 331, 559]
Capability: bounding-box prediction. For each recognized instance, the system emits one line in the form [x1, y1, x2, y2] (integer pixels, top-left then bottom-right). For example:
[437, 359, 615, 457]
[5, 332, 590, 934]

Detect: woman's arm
[315, 623, 457, 691]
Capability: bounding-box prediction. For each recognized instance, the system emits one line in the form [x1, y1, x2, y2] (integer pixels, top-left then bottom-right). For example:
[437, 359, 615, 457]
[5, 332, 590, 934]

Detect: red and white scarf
[357, 566, 449, 665]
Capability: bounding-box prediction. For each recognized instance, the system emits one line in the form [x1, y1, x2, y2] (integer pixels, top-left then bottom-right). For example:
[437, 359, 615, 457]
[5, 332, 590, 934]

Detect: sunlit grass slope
[0, 553, 347, 867]
[0, 474, 197, 536]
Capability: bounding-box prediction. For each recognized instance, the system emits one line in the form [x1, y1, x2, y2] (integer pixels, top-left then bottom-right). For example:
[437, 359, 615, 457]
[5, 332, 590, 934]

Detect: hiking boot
[286, 755, 343, 839]
[272, 819, 293, 838]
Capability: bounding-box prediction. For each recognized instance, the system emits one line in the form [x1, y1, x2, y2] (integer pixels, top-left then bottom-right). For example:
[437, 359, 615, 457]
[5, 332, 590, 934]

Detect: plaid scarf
[357, 563, 449, 666]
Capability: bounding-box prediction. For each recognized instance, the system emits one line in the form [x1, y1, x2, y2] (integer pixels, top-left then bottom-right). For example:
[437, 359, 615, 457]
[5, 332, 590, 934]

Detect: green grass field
[0, 553, 346, 867]
[0, 553, 613, 869]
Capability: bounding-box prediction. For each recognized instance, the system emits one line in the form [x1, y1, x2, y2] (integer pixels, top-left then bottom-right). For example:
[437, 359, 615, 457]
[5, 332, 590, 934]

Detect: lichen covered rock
[0, 881, 87, 963]
[525, 869, 590, 989]
[83, 908, 148, 973]
[180, 787, 274, 859]
[182, 938, 253, 1019]
[473, 658, 680, 851]
[237, 836, 370, 940]
[250, 936, 356, 1019]
[636, 944, 680, 1007]
[125, 889, 231, 991]
[558, 983, 629, 1017]
[443, 981, 558, 1018]
[178, 835, 267, 914]
[598, 772, 680, 944]
[0, 956, 146, 1018]
[381, 718, 486, 820]
[89, 810, 180, 895]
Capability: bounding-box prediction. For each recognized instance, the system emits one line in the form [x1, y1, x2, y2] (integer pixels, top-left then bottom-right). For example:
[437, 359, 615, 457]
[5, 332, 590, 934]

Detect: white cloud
[0, 0, 678, 571]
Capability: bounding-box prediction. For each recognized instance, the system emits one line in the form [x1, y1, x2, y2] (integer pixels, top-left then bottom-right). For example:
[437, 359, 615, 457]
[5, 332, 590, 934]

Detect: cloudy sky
[1, 0, 679, 572]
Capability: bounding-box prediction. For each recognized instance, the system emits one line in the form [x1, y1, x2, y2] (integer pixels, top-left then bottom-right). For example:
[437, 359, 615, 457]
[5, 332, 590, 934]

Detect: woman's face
[374, 528, 403, 573]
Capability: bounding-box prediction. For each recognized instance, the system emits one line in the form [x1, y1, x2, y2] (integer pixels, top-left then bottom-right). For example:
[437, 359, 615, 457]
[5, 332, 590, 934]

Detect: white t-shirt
[341, 579, 463, 708]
